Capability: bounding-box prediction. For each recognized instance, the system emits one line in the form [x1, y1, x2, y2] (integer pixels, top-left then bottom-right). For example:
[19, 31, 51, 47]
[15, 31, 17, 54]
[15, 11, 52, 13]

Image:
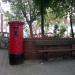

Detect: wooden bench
[34, 38, 75, 60]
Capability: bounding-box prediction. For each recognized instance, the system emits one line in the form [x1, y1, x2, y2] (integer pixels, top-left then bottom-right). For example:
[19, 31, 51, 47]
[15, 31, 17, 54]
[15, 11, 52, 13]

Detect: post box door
[9, 26, 23, 54]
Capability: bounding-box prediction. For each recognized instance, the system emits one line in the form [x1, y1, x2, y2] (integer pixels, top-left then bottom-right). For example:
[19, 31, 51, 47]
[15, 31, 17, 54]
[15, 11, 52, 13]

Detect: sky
[0, 0, 10, 13]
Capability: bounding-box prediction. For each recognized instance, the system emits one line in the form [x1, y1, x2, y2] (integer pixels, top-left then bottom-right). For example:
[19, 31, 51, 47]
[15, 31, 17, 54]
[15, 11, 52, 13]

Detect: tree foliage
[3, 0, 40, 37]
[33, 0, 72, 18]
[33, 0, 50, 12]
[33, 0, 50, 36]
[33, 0, 75, 37]
[3, 0, 75, 37]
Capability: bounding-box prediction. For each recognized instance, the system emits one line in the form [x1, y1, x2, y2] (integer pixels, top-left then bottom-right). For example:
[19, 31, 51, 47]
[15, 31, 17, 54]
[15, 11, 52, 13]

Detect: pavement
[0, 49, 75, 75]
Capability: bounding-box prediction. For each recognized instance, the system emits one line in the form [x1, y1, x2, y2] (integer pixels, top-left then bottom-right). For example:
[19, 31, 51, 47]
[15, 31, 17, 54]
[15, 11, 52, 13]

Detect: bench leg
[42, 52, 48, 62]
[71, 51, 75, 58]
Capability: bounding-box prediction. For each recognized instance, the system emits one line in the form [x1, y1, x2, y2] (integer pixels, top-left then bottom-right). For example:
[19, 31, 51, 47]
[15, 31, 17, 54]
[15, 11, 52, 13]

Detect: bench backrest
[35, 38, 75, 46]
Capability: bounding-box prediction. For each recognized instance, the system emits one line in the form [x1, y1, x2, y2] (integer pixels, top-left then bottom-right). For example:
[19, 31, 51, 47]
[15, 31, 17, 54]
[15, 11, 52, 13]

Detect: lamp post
[0, 2, 3, 33]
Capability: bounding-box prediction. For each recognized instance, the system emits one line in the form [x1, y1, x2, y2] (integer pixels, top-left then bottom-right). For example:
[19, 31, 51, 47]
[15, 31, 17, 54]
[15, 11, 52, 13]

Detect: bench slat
[35, 40, 75, 46]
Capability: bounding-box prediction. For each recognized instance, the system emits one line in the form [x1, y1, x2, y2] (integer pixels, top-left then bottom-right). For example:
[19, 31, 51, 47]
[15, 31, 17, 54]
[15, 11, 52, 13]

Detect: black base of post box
[9, 54, 24, 65]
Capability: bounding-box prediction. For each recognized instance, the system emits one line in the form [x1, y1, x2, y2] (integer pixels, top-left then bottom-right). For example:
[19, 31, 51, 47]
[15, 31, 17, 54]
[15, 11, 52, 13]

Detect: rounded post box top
[8, 21, 24, 26]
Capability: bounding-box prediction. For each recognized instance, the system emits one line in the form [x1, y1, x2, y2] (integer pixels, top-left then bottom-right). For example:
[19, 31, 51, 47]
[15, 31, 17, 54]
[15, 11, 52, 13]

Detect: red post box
[8, 21, 24, 65]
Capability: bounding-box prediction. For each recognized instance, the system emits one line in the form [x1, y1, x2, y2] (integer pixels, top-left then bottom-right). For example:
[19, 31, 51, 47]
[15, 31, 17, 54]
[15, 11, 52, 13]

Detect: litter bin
[8, 21, 24, 65]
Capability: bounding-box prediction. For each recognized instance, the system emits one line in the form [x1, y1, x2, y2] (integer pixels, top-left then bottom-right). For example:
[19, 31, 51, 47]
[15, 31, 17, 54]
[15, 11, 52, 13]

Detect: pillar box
[8, 21, 24, 65]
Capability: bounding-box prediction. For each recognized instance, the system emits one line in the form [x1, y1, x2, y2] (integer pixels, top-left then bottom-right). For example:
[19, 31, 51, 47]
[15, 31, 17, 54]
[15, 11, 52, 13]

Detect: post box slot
[14, 31, 18, 36]
[13, 27, 19, 37]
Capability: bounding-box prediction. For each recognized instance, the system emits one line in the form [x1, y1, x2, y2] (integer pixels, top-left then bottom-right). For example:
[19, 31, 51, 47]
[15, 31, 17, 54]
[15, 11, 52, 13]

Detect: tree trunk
[70, 14, 74, 38]
[29, 23, 33, 37]
[40, 1, 44, 37]
[70, 6, 74, 38]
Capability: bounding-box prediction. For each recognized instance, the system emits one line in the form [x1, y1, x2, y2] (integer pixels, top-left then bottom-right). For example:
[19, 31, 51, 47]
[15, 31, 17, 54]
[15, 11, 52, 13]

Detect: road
[0, 49, 75, 75]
